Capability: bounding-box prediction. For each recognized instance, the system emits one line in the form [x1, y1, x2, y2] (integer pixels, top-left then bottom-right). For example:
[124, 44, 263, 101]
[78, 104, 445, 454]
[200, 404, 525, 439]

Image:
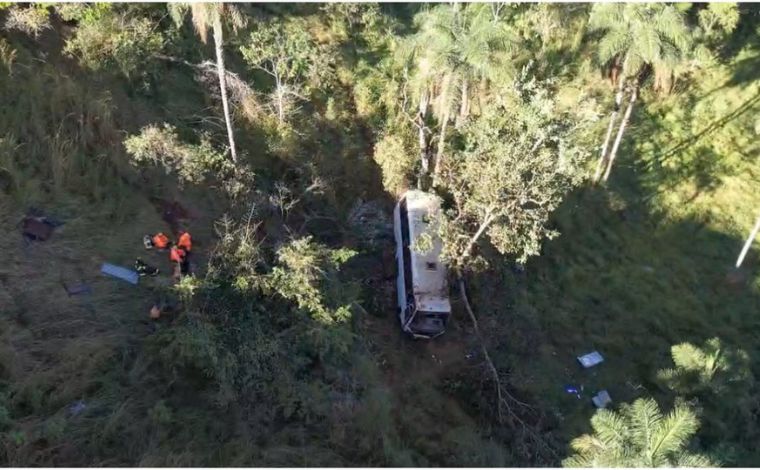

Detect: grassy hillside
[1, 2, 760, 467]
[468, 31, 760, 464]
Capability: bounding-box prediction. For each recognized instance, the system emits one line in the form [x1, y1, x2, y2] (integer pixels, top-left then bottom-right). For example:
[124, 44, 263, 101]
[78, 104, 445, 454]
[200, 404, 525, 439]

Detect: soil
[357, 241, 478, 436]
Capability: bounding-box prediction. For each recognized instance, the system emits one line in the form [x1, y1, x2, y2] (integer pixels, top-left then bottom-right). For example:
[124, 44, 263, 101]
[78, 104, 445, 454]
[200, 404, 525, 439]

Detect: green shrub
[372, 133, 416, 195]
[3, 5, 51, 37]
[63, 7, 163, 77]
[124, 124, 231, 185]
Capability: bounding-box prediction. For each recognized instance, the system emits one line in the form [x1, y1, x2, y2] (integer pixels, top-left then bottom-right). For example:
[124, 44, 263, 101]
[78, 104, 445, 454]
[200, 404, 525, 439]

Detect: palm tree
[658, 337, 752, 395]
[588, 3, 691, 183]
[169, 3, 246, 164]
[402, 2, 515, 184]
[563, 398, 714, 467]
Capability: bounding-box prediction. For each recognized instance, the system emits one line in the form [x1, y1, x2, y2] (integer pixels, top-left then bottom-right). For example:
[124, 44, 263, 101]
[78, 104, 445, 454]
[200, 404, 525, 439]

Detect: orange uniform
[177, 232, 192, 252]
[152, 232, 170, 249]
[169, 247, 186, 263]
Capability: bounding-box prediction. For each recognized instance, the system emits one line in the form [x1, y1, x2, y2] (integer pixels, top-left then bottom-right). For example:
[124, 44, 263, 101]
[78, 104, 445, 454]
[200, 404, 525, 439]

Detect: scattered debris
[626, 380, 645, 391]
[63, 282, 92, 296]
[68, 400, 86, 416]
[592, 390, 612, 409]
[464, 346, 481, 361]
[100, 263, 139, 285]
[577, 351, 604, 368]
[564, 384, 584, 399]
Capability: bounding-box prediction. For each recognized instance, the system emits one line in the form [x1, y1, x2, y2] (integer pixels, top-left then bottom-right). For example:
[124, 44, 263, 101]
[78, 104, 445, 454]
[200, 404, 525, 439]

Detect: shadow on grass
[460, 154, 760, 464]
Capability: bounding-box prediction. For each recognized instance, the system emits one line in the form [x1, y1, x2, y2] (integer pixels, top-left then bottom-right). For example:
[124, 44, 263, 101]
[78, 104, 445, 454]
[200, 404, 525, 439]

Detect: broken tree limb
[153, 54, 258, 112]
[457, 276, 529, 417]
[457, 275, 559, 462]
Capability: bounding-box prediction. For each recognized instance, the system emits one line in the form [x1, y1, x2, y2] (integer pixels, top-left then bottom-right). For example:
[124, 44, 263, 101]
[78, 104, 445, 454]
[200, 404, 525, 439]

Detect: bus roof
[402, 190, 451, 313]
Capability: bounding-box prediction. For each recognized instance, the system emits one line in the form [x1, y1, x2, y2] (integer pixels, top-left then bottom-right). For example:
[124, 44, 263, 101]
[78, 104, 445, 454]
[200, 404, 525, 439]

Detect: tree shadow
[459, 149, 760, 463]
[626, 87, 760, 205]
[715, 5, 758, 59]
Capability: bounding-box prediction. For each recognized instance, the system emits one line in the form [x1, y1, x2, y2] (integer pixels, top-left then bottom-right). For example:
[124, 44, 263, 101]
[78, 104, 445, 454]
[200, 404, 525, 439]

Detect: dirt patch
[149, 197, 199, 236]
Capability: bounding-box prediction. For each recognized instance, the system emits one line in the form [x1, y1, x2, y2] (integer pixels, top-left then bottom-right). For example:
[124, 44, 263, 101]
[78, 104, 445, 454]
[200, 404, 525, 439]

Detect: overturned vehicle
[393, 190, 451, 339]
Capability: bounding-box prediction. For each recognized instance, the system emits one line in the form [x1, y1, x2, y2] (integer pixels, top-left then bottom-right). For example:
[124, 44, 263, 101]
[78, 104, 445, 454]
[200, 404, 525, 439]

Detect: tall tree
[563, 398, 714, 467]
[398, 2, 516, 184]
[438, 78, 588, 271]
[588, 3, 691, 183]
[240, 19, 324, 126]
[169, 3, 245, 164]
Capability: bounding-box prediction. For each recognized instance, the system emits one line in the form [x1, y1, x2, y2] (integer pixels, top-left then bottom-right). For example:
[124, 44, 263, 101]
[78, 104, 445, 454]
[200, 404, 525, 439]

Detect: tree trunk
[213, 18, 238, 164]
[594, 57, 628, 184]
[456, 78, 468, 128]
[478, 75, 487, 115]
[602, 83, 638, 183]
[433, 75, 452, 185]
[457, 211, 494, 268]
[736, 213, 760, 268]
[275, 75, 285, 124]
[433, 109, 450, 184]
[418, 90, 430, 174]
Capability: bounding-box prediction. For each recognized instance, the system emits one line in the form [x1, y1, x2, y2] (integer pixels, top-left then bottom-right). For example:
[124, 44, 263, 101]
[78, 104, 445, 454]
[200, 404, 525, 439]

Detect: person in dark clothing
[134, 258, 160, 277]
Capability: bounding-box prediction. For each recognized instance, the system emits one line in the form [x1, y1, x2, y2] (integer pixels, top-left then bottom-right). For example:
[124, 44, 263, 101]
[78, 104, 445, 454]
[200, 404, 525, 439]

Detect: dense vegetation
[1, 2, 759, 466]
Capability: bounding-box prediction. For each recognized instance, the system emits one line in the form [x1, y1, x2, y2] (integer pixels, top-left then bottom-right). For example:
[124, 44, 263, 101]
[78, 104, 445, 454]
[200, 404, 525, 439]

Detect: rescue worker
[177, 231, 192, 252]
[169, 245, 190, 276]
[134, 258, 159, 277]
[144, 232, 171, 250]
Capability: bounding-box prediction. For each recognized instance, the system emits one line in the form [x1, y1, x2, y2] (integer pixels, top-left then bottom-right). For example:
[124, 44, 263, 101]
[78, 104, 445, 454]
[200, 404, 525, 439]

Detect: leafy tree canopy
[438, 75, 590, 269]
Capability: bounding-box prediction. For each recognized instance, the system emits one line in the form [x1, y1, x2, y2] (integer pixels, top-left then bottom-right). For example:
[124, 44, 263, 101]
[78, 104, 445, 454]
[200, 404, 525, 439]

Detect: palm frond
[189, 3, 213, 44]
[225, 4, 247, 31]
[167, 3, 189, 28]
[624, 398, 662, 459]
[671, 342, 709, 372]
[632, 21, 662, 64]
[588, 3, 623, 32]
[655, 6, 691, 53]
[675, 451, 715, 467]
[569, 434, 606, 454]
[648, 403, 699, 463]
[598, 29, 630, 64]
[590, 409, 629, 447]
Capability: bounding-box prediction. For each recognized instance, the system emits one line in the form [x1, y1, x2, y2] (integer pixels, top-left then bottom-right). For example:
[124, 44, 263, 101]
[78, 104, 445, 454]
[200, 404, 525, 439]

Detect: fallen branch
[153, 54, 258, 111]
[457, 275, 559, 462]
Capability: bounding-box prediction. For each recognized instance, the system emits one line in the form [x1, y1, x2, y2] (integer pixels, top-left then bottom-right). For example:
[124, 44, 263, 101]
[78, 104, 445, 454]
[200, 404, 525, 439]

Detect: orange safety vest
[152, 233, 170, 249]
[169, 247, 186, 263]
[177, 232, 192, 252]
